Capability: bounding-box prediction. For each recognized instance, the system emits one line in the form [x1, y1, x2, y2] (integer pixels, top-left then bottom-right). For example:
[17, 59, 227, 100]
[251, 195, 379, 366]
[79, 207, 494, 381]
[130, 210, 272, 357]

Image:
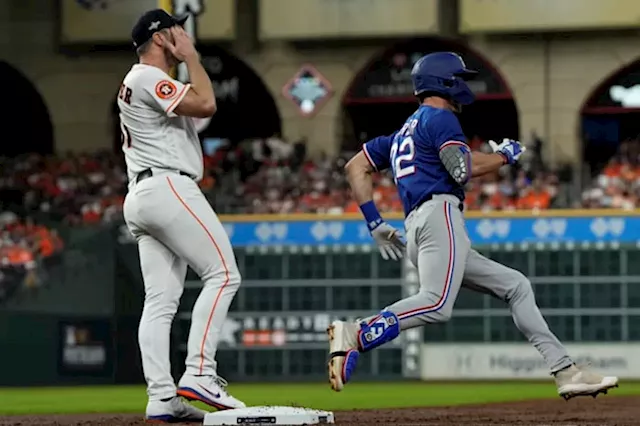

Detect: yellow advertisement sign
[460, 0, 640, 33]
[259, 0, 438, 40]
[60, 0, 235, 44]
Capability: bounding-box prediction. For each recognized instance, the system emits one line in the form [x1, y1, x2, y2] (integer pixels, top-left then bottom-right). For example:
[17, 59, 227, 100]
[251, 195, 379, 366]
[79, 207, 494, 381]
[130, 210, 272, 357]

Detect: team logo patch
[155, 80, 178, 100]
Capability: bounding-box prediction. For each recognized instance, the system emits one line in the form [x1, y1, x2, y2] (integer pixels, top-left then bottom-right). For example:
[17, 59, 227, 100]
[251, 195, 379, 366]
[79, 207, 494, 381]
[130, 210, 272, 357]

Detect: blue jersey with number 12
[363, 105, 469, 216]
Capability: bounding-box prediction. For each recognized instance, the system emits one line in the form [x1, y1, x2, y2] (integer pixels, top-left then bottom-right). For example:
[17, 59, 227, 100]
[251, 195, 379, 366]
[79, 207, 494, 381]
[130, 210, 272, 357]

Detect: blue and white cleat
[327, 320, 360, 392]
[145, 396, 207, 423]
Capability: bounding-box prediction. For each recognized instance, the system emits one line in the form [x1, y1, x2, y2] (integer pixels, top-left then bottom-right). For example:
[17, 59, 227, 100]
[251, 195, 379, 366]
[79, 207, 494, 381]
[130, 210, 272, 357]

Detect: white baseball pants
[123, 170, 241, 401]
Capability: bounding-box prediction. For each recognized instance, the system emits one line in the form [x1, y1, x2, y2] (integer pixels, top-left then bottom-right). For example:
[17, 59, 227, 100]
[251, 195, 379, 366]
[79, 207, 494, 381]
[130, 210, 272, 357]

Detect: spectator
[581, 139, 640, 209]
[517, 177, 553, 210]
[0, 212, 62, 302]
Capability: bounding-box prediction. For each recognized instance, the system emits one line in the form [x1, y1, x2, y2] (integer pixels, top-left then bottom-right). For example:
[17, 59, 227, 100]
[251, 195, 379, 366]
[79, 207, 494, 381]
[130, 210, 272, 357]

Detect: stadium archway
[581, 60, 640, 175]
[111, 46, 281, 154]
[341, 38, 518, 152]
[0, 61, 54, 156]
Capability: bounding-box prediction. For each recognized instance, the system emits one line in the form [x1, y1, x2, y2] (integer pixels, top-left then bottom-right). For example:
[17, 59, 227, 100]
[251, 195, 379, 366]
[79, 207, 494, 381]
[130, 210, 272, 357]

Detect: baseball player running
[328, 52, 619, 400]
[118, 9, 244, 422]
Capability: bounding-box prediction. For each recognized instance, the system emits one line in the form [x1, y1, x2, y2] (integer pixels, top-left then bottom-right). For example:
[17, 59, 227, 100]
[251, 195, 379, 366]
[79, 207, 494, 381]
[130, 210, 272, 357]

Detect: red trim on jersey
[362, 143, 378, 171]
[439, 140, 467, 151]
[165, 83, 191, 115]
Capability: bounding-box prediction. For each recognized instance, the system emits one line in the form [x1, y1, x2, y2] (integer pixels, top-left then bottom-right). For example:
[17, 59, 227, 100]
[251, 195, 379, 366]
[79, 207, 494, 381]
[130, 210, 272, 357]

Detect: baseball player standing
[328, 52, 619, 400]
[118, 9, 245, 422]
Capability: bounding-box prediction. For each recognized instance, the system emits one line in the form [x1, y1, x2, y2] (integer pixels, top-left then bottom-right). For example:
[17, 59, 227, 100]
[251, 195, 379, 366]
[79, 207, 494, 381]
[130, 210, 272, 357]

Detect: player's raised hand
[163, 26, 198, 62]
[488, 138, 526, 165]
[370, 222, 406, 261]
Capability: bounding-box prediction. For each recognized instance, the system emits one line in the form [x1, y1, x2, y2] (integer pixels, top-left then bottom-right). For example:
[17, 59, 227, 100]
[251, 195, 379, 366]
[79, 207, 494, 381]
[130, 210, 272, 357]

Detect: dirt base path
[2, 395, 638, 425]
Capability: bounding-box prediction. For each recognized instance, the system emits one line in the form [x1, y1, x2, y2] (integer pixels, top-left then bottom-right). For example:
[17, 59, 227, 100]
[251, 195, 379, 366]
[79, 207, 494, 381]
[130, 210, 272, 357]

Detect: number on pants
[390, 136, 416, 180]
[120, 122, 132, 148]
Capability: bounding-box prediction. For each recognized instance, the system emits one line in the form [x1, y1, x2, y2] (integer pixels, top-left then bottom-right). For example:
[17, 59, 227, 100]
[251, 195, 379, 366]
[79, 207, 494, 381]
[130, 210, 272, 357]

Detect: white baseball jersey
[118, 64, 203, 184]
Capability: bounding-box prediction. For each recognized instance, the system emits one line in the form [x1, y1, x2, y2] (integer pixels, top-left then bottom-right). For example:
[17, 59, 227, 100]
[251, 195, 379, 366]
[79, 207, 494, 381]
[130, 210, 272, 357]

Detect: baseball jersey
[118, 64, 203, 184]
[363, 105, 468, 215]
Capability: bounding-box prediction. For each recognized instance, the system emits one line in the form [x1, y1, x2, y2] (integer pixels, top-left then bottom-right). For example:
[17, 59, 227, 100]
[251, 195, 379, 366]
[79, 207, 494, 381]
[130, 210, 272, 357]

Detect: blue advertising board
[218, 210, 640, 246]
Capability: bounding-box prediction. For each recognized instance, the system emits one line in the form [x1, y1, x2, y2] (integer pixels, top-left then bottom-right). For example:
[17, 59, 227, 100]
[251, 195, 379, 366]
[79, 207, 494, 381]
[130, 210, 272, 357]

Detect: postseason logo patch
[155, 80, 178, 100]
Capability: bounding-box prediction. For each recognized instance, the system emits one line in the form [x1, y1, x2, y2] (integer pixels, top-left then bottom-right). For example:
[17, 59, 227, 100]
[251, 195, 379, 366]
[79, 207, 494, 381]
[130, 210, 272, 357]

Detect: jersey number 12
[390, 136, 416, 180]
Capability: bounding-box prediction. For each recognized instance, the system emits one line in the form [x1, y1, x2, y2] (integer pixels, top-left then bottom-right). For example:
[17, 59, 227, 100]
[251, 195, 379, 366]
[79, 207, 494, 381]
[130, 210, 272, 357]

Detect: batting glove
[487, 138, 527, 165]
[370, 222, 406, 261]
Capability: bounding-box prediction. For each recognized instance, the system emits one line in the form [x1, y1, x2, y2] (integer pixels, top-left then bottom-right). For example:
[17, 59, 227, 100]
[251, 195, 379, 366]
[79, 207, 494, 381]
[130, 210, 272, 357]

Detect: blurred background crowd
[2, 134, 638, 225]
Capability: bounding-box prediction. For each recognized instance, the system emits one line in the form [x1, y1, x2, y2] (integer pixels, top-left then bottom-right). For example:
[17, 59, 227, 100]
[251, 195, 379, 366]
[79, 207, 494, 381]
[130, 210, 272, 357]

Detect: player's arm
[346, 134, 394, 226]
[346, 134, 394, 221]
[431, 110, 506, 184]
[346, 134, 405, 260]
[441, 144, 521, 182]
[345, 151, 376, 206]
[469, 151, 508, 176]
[161, 27, 216, 118]
[140, 71, 207, 119]
[172, 55, 216, 118]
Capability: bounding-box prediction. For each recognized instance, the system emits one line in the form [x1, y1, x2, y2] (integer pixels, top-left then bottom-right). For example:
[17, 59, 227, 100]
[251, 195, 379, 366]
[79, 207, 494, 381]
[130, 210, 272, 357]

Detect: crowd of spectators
[580, 139, 640, 210]
[0, 151, 127, 225]
[0, 135, 637, 226]
[0, 211, 63, 302]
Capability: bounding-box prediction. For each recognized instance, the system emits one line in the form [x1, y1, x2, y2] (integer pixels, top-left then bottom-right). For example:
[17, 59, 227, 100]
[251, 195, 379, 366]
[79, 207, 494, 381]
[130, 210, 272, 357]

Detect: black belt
[415, 194, 464, 214]
[136, 168, 193, 183]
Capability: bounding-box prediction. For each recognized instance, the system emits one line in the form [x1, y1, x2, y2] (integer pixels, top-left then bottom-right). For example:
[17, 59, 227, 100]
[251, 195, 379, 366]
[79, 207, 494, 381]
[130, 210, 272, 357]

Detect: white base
[203, 405, 335, 425]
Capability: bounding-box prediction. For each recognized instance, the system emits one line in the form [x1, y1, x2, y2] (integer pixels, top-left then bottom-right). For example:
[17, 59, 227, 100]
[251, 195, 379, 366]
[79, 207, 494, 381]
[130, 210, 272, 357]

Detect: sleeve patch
[155, 80, 178, 100]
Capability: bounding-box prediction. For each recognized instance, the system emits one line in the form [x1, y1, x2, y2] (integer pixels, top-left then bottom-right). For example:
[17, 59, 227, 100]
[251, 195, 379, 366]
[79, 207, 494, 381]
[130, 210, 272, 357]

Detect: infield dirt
[1, 395, 638, 425]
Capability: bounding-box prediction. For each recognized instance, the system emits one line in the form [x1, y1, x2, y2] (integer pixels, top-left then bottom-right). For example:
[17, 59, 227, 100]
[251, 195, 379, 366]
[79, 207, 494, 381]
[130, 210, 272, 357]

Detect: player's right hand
[370, 222, 406, 261]
[163, 26, 198, 62]
[488, 138, 526, 165]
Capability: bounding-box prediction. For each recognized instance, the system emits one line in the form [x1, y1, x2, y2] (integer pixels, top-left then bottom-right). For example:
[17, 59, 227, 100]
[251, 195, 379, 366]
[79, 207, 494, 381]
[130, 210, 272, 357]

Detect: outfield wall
[421, 344, 640, 380]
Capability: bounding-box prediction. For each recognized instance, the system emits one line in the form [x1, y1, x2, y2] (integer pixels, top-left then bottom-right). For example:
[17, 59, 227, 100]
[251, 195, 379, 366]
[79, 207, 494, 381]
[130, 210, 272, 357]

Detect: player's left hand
[370, 222, 406, 261]
[488, 138, 526, 165]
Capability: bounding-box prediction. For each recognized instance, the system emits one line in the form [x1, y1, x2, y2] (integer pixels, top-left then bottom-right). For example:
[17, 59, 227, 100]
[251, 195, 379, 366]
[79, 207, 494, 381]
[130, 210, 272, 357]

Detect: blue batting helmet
[411, 52, 477, 105]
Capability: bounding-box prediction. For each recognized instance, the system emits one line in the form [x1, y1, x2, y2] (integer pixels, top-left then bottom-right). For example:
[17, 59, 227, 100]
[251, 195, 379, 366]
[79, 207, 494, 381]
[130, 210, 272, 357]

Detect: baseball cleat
[327, 320, 359, 392]
[555, 364, 619, 400]
[177, 374, 246, 410]
[145, 396, 207, 423]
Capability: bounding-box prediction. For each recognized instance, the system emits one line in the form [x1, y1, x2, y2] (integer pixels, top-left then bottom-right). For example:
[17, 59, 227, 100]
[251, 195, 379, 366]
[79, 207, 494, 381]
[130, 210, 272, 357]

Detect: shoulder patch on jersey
[155, 80, 178, 100]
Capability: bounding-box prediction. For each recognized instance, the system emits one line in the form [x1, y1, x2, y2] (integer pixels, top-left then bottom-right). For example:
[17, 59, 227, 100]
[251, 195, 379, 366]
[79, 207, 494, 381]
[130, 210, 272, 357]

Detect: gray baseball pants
[366, 194, 573, 373]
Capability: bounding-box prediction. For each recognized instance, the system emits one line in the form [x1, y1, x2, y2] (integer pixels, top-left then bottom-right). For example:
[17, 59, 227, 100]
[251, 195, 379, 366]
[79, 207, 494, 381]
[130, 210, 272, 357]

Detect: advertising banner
[117, 211, 640, 247]
[192, 213, 637, 246]
[421, 343, 640, 379]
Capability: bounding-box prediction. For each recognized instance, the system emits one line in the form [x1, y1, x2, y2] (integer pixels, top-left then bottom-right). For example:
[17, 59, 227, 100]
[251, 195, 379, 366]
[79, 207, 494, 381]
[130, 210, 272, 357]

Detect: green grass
[1, 382, 639, 415]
